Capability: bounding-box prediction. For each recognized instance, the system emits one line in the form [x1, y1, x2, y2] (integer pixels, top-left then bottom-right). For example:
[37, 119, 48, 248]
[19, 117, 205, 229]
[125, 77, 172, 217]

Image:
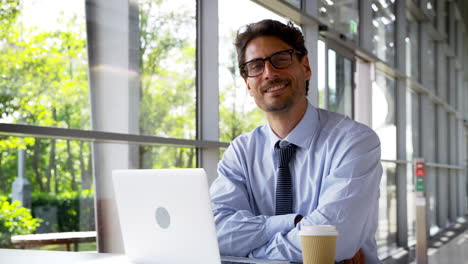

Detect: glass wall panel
[218, 0, 286, 142]
[406, 16, 420, 82]
[0, 0, 90, 129]
[318, 0, 359, 41]
[427, 167, 439, 234]
[317, 40, 353, 116]
[284, 0, 301, 8]
[373, 71, 397, 257]
[406, 90, 418, 245]
[425, 39, 436, 91]
[0, 136, 95, 251]
[371, 0, 395, 66]
[140, 145, 196, 169]
[139, 0, 196, 139]
[327, 49, 353, 116]
[318, 40, 327, 109]
[423, 0, 436, 26]
[422, 99, 438, 234]
[376, 161, 398, 258]
[372, 72, 396, 160]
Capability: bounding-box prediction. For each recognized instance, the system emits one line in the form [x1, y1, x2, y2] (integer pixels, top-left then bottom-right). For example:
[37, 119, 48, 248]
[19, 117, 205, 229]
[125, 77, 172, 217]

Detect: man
[210, 19, 382, 263]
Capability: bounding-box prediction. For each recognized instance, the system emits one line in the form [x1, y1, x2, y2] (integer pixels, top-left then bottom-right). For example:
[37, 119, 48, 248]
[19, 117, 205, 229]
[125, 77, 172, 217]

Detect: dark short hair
[235, 19, 309, 95]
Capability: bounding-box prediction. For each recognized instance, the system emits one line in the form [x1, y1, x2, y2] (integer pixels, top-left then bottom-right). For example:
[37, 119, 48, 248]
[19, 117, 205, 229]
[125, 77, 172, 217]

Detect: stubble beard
[258, 78, 294, 113]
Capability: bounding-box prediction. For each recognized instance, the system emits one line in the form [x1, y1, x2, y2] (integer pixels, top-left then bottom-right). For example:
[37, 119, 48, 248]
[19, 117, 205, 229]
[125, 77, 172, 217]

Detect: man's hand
[294, 214, 303, 226]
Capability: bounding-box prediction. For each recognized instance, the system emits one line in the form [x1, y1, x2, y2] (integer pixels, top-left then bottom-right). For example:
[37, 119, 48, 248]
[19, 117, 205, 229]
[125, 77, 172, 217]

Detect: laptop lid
[112, 168, 221, 264]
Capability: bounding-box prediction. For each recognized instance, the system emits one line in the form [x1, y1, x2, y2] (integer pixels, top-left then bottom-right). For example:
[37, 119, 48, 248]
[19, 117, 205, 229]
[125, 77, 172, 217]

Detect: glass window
[376, 161, 398, 258]
[371, 0, 395, 66]
[327, 49, 353, 116]
[421, 99, 438, 234]
[284, 0, 301, 8]
[406, 16, 420, 82]
[0, 0, 90, 130]
[218, 0, 287, 142]
[427, 166, 439, 235]
[425, 39, 435, 91]
[319, 0, 359, 41]
[0, 136, 95, 251]
[140, 146, 196, 169]
[318, 40, 327, 109]
[139, 0, 196, 139]
[406, 90, 418, 245]
[373, 72, 397, 257]
[372, 71, 396, 160]
[423, 0, 436, 25]
[317, 40, 353, 117]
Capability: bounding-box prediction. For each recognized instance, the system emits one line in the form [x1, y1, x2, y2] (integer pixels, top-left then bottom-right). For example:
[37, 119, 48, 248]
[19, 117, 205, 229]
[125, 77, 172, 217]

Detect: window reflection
[371, 0, 395, 66]
[319, 0, 359, 41]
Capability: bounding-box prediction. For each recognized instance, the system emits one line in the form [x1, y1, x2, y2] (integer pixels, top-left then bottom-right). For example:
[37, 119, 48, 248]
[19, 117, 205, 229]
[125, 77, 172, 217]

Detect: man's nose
[262, 60, 279, 78]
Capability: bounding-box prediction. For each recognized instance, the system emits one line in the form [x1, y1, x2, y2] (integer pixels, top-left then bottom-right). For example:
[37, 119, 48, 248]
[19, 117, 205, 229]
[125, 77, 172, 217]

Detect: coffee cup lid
[299, 225, 338, 236]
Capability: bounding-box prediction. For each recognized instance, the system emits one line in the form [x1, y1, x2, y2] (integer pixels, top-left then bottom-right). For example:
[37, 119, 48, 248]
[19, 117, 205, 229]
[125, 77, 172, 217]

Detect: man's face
[243, 36, 311, 113]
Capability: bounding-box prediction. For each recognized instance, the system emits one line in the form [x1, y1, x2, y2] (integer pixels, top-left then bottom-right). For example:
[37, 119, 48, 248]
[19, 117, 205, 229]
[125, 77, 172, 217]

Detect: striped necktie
[274, 141, 297, 215]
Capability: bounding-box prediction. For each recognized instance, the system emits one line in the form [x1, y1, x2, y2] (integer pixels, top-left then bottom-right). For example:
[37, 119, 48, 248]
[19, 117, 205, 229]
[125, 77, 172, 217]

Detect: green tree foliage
[138, 0, 196, 168]
[218, 30, 265, 142]
[0, 196, 42, 247]
[0, 1, 92, 195]
[0, 0, 265, 196]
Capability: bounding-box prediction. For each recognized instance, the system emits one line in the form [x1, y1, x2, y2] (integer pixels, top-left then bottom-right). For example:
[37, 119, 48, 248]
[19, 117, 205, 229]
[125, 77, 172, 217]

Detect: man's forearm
[214, 208, 297, 257]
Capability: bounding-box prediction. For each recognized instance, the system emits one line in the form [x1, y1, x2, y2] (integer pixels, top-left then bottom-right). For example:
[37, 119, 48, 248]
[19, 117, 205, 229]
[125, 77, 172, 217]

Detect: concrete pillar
[86, 0, 140, 253]
[12, 148, 31, 209]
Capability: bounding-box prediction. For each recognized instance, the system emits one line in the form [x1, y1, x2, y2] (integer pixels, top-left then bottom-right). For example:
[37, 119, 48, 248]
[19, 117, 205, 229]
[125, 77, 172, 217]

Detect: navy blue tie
[274, 141, 297, 215]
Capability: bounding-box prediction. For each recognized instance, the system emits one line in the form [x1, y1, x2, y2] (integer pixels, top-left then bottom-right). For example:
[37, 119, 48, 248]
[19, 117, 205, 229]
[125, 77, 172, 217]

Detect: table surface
[11, 231, 97, 242]
[0, 249, 131, 264]
[0, 249, 291, 264]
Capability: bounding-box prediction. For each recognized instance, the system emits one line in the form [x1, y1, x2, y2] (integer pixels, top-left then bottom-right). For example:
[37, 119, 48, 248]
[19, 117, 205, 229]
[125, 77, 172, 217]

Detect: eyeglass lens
[245, 50, 292, 77]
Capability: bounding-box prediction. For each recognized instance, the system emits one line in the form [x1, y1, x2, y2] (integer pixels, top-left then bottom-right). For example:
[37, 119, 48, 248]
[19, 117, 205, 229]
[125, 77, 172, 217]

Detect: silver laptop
[113, 168, 290, 264]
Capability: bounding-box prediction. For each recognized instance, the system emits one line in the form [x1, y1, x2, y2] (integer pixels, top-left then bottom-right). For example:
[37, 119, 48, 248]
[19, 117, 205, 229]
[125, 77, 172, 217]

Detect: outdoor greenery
[0, 0, 265, 238]
[0, 196, 42, 247]
[31, 190, 95, 233]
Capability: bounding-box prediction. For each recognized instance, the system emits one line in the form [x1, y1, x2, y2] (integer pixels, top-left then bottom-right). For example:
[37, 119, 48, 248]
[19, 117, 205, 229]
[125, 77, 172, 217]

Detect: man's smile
[262, 80, 290, 94]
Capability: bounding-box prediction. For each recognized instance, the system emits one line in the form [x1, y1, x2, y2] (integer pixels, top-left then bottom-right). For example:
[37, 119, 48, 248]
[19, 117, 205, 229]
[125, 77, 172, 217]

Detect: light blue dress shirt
[210, 101, 382, 263]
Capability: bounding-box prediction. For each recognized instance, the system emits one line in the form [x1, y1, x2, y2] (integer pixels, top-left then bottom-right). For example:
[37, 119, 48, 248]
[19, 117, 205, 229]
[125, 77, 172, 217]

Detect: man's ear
[244, 77, 253, 96]
[302, 55, 312, 81]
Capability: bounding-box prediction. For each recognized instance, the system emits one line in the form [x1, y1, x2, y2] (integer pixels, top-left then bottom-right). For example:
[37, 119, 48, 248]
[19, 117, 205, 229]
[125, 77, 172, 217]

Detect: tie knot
[275, 141, 296, 168]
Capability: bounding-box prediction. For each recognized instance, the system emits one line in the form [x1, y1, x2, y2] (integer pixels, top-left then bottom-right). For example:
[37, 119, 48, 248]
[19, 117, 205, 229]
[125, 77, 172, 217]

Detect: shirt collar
[266, 101, 319, 150]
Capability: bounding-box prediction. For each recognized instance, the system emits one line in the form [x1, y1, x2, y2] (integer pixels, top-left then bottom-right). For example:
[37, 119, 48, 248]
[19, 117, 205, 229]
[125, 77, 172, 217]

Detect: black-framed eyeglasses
[239, 49, 301, 78]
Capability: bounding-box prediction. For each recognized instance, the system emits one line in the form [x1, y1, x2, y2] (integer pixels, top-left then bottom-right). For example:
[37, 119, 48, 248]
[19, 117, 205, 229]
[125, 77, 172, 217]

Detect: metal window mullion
[395, 0, 408, 249]
[196, 0, 219, 184]
[0, 123, 229, 149]
[303, 0, 319, 107]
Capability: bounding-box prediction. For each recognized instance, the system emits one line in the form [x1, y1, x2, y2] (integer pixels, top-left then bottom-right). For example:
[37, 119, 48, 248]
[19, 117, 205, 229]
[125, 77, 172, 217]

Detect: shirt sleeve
[210, 142, 297, 258]
[249, 129, 382, 262]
